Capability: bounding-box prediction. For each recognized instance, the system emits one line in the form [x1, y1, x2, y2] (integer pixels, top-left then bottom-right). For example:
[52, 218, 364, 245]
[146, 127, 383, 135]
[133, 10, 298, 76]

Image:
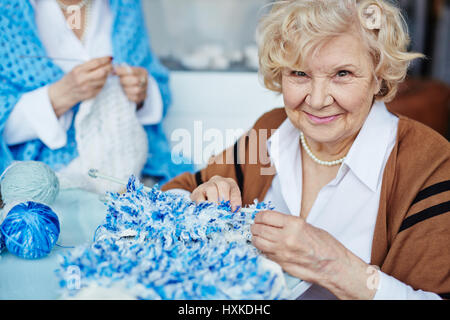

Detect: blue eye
[337, 70, 351, 77]
[292, 71, 307, 77]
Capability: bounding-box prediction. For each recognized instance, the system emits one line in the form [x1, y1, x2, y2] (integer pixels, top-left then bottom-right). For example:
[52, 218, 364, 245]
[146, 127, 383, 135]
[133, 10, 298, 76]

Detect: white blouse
[171, 101, 441, 300]
[3, 0, 163, 149]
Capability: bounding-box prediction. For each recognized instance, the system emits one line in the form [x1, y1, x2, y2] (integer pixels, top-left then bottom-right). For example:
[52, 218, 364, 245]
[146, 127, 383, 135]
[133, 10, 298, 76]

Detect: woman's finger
[123, 85, 143, 96]
[81, 82, 107, 99]
[212, 179, 231, 203]
[250, 223, 282, 241]
[81, 56, 113, 72]
[128, 94, 146, 104]
[87, 76, 112, 89]
[251, 235, 276, 253]
[204, 183, 219, 203]
[84, 64, 113, 83]
[116, 67, 148, 85]
[114, 65, 135, 76]
[122, 88, 146, 104]
[228, 179, 242, 211]
[254, 210, 287, 228]
[119, 75, 141, 87]
[190, 187, 206, 203]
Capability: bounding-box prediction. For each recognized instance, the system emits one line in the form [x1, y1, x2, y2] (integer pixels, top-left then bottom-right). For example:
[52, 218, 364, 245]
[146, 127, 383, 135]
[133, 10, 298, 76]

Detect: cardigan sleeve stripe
[439, 292, 450, 299]
[233, 140, 244, 193]
[399, 201, 450, 232]
[411, 180, 450, 205]
[194, 171, 203, 187]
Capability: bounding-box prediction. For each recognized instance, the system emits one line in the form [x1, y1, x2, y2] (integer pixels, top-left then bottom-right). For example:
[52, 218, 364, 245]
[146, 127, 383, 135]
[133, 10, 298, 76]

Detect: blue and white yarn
[0, 161, 61, 259]
[1, 201, 60, 259]
[57, 176, 289, 299]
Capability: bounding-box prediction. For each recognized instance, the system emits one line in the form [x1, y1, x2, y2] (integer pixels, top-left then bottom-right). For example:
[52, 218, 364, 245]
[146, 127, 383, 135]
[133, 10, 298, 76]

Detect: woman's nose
[306, 80, 334, 109]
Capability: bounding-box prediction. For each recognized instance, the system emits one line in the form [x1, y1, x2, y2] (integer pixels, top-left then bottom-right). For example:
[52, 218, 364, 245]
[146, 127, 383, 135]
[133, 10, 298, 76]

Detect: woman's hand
[190, 175, 242, 211]
[49, 56, 113, 117]
[114, 65, 148, 109]
[251, 210, 379, 299]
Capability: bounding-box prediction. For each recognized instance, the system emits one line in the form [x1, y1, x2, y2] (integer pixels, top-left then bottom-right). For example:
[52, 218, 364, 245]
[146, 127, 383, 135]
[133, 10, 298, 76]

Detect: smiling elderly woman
[162, 0, 450, 300]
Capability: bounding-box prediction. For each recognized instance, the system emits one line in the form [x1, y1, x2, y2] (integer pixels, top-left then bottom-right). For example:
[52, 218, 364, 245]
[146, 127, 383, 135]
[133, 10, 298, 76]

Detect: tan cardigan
[162, 108, 450, 298]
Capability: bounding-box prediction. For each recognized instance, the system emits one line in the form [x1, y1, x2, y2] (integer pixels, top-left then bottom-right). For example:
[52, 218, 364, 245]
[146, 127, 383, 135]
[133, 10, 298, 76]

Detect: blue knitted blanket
[57, 176, 289, 299]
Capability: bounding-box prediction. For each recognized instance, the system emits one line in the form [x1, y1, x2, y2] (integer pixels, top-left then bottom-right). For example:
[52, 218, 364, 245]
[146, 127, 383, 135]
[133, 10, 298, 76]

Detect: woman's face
[281, 33, 380, 147]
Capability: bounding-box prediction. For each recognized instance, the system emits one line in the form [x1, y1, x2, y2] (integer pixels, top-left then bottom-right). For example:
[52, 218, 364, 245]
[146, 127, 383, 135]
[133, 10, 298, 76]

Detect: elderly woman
[0, 0, 191, 192]
[162, 0, 450, 300]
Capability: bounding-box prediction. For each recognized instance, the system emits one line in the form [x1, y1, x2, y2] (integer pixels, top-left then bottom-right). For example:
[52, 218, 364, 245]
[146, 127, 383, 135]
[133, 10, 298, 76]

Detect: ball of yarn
[0, 201, 60, 259]
[0, 161, 60, 206]
[0, 231, 5, 253]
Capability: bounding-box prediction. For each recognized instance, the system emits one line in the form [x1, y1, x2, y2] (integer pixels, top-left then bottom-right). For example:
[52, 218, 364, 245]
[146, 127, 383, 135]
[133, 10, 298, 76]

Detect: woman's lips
[304, 112, 341, 124]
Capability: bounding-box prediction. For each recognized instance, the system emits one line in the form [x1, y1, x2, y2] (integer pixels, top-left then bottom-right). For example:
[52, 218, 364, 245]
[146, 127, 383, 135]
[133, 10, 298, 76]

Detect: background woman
[0, 0, 192, 192]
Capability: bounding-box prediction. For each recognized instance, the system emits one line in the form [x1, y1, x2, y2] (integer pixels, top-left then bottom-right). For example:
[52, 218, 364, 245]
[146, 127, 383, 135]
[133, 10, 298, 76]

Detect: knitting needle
[87, 169, 152, 192]
[87, 168, 257, 214]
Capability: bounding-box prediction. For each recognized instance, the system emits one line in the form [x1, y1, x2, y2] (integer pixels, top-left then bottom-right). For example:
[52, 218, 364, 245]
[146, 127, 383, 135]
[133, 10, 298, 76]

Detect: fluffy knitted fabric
[0, 0, 192, 183]
[56, 176, 290, 300]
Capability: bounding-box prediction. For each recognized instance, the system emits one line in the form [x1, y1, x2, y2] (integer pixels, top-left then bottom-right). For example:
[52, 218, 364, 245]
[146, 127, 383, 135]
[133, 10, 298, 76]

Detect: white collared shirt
[265, 101, 441, 300]
[3, 0, 163, 149]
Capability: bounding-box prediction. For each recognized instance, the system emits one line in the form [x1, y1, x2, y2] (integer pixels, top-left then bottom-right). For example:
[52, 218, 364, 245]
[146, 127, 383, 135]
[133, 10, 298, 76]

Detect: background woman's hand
[190, 175, 242, 211]
[49, 56, 113, 117]
[251, 210, 378, 299]
[114, 65, 148, 108]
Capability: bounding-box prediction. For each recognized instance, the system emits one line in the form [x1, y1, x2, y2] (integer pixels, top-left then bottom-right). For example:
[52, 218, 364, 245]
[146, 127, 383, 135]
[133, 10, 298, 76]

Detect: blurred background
[141, 0, 450, 167]
[144, 0, 450, 80]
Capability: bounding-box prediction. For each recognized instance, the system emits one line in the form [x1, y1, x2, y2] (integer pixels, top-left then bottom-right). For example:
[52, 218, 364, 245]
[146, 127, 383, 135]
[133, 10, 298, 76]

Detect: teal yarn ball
[0, 201, 60, 259]
[0, 161, 60, 206]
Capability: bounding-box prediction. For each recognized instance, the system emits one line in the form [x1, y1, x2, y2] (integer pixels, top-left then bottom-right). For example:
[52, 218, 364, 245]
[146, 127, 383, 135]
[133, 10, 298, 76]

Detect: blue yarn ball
[0, 201, 60, 259]
[0, 161, 60, 206]
[0, 231, 4, 253]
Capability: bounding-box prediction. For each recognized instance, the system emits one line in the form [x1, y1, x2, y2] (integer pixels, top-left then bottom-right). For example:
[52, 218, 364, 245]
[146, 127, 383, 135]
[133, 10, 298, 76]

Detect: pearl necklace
[56, 0, 89, 10]
[299, 132, 346, 166]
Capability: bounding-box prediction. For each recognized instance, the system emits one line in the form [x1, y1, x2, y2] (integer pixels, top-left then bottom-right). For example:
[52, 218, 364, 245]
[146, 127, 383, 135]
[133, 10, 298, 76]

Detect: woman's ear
[373, 75, 382, 96]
